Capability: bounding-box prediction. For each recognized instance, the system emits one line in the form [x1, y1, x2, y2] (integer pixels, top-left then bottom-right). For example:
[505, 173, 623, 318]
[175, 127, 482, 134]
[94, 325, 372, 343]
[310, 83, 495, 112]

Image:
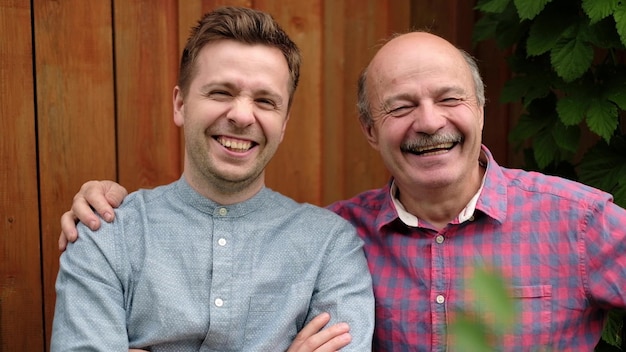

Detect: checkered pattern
[328, 145, 626, 351]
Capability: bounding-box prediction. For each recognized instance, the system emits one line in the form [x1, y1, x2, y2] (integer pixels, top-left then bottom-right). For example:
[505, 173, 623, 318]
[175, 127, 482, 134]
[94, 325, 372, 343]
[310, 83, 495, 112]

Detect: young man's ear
[173, 86, 185, 127]
[279, 112, 290, 143]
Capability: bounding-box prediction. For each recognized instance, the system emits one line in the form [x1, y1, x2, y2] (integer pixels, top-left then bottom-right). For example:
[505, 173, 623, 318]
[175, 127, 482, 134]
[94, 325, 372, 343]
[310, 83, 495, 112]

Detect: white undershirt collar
[390, 151, 488, 227]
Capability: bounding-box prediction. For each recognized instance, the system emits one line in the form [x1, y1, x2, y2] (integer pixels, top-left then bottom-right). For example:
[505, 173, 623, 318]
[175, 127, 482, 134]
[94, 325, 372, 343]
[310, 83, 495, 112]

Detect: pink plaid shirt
[328, 145, 626, 351]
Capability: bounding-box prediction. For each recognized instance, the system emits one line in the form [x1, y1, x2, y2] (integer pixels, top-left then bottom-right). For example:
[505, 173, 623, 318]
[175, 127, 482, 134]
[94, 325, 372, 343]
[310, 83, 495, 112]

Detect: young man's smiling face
[174, 39, 291, 200]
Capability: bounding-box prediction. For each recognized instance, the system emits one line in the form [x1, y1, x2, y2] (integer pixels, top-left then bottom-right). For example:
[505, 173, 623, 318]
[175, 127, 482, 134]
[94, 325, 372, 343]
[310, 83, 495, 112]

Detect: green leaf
[500, 77, 533, 103]
[469, 266, 517, 332]
[602, 69, 626, 109]
[508, 113, 548, 144]
[582, 0, 619, 24]
[527, 19, 570, 56]
[550, 37, 594, 82]
[613, 181, 626, 209]
[492, 7, 527, 48]
[614, 3, 626, 46]
[500, 69, 553, 106]
[448, 265, 518, 351]
[607, 89, 626, 110]
[533, 128, 560, 168]
[601, 309, 625, 347]
[448, 316, 493, 352]
[473, 15, 500, 45]
[526, 4, 577, 56]
[578, 138, 626, 200]
[475, 0, 512, 14]
[551, 122, 580, 152]
[523, 84, 552, 107]
[585, 99, 619, 142]
[514, 0, 552, 20]
[583, 18, 626, 48]
[556, 95, 589, 125]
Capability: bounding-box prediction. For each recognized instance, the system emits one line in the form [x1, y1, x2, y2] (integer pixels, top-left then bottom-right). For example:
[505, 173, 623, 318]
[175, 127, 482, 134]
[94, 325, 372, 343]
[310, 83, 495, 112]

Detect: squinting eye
[388, 106, 413, 117]
[256, 99, 276, 108]
[208, 91, 232, 99]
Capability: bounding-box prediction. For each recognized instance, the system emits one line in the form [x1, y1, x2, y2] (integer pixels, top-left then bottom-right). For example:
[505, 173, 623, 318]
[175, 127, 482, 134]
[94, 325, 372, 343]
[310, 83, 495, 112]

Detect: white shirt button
[218, 238, 226, 246]
[435, 235, 444, 244]
[215, 298, 224, 307]
[218, 207, 227, 216]
[436, 295, 445, 304]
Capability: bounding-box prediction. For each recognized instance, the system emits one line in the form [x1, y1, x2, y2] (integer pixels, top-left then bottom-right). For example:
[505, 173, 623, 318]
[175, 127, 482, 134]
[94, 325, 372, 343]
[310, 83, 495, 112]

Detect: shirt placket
[431, 232, 448, 351]
[204, 206, 235, 348]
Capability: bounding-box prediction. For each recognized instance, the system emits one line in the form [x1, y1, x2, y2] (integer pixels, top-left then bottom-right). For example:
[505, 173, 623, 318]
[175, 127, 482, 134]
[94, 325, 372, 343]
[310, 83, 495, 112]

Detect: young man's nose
[226, 98, 256, 127]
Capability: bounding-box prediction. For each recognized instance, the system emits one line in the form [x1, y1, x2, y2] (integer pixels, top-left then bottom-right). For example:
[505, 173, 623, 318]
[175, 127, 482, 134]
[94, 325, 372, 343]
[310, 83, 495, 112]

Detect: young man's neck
[183, 172, 265, 206]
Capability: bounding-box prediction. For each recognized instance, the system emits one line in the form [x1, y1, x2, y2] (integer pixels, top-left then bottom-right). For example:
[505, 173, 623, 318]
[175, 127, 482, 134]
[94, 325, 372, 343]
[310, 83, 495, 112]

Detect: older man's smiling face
[362, 32, 485, 195]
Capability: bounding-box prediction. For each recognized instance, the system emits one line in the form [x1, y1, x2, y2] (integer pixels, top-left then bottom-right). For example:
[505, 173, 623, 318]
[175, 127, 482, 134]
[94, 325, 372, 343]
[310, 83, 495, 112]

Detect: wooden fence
[0, 0, 515, 350]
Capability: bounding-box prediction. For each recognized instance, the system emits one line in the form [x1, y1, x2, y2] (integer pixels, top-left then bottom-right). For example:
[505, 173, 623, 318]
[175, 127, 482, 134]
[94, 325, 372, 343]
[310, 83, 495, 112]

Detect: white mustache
[401, 133, 462, 154]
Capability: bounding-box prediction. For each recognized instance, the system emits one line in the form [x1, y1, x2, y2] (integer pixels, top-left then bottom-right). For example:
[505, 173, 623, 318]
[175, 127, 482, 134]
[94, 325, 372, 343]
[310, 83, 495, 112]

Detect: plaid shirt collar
[385, 145, 507, 229]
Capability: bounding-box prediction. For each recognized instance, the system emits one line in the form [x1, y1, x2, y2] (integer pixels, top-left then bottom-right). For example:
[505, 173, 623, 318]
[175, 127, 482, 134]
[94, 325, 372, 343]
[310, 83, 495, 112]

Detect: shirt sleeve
[50, 221, 129, 351]
[306, 219, 375, 350]
[582, 197, 626, 309]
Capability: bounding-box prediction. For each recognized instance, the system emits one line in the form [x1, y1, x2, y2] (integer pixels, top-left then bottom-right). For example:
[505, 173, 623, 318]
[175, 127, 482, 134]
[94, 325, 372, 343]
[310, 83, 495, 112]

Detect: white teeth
[217, 137, 252, 151]
[416, 142, 454, 153]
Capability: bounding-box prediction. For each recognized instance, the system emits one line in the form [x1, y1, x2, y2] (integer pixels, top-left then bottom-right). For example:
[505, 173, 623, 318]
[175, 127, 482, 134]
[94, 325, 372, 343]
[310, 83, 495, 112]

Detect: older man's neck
[399, 171, 485, 230]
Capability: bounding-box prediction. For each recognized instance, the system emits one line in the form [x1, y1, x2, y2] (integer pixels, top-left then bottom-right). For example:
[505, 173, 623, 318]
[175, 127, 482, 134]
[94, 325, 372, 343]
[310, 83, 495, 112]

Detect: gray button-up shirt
[51, 177, 374, 351]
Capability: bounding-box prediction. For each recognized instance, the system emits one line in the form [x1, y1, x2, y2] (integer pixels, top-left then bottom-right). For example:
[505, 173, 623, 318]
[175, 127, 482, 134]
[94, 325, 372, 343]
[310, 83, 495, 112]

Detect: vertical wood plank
[34, 0, 116, 348]
[409, 0, 475, 49]
[475, 40, 516, 166]
[1, 0, 524, 347]
[321, 0, 347, 204]
[0, 2, 44, 351]
[335, 0, 410, 202]
[255, 0, 324, 205]
[114, 0, 182, 192]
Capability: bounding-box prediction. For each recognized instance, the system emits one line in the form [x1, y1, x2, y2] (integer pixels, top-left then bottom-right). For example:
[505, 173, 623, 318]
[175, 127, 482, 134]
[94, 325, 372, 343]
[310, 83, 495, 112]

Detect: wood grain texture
[1, 1, 528, 349]
[0, 2, 44, 351]
[33, 0, 117, 348]
[338, 0, 409, 202]
[256, 0, 324, 205]
[321, 0, 348, 204]
[114, 0, 182, 191]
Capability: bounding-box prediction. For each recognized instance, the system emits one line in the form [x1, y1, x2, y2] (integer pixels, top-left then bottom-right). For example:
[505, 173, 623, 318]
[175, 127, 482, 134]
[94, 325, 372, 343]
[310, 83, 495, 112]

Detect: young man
[50, 7, 374, 351]
[61, 31, 626, 350]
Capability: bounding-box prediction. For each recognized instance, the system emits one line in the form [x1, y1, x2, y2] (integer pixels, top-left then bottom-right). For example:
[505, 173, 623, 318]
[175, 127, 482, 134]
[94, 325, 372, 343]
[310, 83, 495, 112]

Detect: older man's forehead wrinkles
[382, 83, 466, 100]
[436, 85, 469, 97]
[383, 92, 413, 106]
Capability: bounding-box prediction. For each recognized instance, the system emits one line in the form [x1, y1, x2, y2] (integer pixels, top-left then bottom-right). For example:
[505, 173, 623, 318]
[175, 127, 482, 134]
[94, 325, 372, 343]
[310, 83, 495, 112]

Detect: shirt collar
[175, 176, 271, 217]
[390, 150, 489, 227]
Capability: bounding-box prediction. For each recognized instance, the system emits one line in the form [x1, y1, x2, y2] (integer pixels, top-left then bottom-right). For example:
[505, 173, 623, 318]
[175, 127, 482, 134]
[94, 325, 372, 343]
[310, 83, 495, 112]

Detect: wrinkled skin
[361, 32, 485, 228]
